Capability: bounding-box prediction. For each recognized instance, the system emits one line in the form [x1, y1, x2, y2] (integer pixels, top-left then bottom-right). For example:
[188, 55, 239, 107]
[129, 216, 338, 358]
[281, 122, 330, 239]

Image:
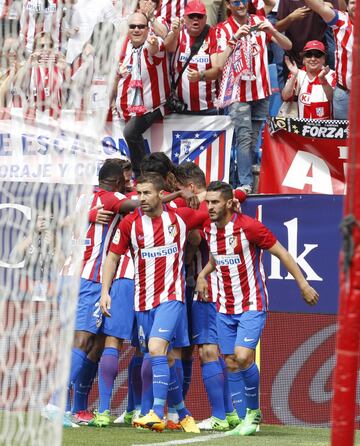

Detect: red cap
[302, 40, 326, 54]
[184, 0, 206, 15]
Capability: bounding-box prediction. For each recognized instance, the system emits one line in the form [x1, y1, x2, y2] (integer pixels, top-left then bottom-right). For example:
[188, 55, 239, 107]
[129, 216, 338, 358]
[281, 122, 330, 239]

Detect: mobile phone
[250, 24, 260, 33]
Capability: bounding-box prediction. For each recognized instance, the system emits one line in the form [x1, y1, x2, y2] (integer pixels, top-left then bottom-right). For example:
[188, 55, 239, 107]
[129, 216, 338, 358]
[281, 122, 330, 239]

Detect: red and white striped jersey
[217, 14, 272, 102]
[81, 188, 128, 282]
[158, 0, 186, 24]
[329, 10, 353, 90]
[172, 26, 218, 112]
[295, 68, 336, 119]
[114, 250, 134, 280]
[28, 63, 64, 118]
[110, 206, 208, 311]
[204, 212, 276, 314]
[116, 39, 170, 120]
[19, 0, 62, 54]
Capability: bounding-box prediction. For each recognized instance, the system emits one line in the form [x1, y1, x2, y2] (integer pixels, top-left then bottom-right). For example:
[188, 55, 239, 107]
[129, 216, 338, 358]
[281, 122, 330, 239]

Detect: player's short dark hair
[99, 159, 124, 182]
[136, 172, 165, 192]
[140, 153, 176, 179]
[176, 162, 206, 189]
[207, 181, 233, 201]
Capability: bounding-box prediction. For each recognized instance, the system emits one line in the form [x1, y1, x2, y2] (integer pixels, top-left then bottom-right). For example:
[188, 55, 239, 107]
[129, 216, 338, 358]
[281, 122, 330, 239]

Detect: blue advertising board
[242, 195, 343, 315]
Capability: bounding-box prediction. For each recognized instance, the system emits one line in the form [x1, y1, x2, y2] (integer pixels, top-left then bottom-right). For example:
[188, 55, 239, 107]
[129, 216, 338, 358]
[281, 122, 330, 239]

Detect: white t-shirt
[66, 0, 119, 64]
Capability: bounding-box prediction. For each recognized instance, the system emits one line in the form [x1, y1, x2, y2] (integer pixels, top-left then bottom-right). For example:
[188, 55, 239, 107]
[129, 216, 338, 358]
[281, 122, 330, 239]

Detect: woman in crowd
[281, 40, 336, 120]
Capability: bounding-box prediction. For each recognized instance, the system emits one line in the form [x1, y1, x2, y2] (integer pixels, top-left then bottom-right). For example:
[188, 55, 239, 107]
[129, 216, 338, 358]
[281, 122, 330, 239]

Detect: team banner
[259, 118, 348, 195]
[0, 114, 233, 184]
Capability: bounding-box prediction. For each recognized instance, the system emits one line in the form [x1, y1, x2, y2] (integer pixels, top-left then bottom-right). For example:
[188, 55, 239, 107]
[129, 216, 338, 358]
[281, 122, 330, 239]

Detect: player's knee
[148, 338, 168, 356]
[224, 354, 239, 372]
[198, 345, 218, 364]
[235, 352, 254, 370]
[73, 332, 94, 353]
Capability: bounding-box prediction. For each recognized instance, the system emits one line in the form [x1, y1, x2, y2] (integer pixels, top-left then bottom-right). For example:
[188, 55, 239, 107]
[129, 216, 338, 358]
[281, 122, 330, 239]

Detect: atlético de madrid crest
[168, 224, 177, 238]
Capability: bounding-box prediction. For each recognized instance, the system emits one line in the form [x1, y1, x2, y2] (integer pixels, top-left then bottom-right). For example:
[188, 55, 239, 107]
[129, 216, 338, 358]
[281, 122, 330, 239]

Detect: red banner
[259, 123, 348, 195]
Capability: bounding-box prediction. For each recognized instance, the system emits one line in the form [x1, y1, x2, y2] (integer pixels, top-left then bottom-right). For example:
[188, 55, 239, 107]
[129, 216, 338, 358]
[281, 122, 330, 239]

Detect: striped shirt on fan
[158, 0, 186, 24]
[327, 10, 353, 91]
[204, 212, 276, 314]
[216, 14, 272, 102]
[116, 38, 170, 120]
[110, 206, 208, 311]
[295, 68, 336, 119]
[81, 188, 128, 282]
[28, 63, 64, 118]
[19, 0, 62, 54]
[172, 26, 218, 112]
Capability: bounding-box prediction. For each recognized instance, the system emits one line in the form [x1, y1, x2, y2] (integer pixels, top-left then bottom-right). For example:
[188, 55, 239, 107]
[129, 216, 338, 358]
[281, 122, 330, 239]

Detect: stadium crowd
[1, 0, 349, 436]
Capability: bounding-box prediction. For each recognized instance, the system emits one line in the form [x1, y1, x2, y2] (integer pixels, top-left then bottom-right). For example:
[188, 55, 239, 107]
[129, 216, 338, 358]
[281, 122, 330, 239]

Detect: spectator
[19, 0, 63, 56]
[113, 12, 170, 177]
[217, 0, 291, 193]
[275, 0, 338, 76]
[282, 40, 336, 119]
[19, 32, 70, 119]
[138, 0, 168, 39]
[303, 0, 353, 120]
[65, 0, 120, 65]
[164, 0, 221, 115]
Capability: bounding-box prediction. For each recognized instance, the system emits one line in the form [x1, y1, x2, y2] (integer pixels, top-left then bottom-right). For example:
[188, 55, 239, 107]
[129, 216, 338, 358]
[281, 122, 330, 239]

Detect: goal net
[0, 0, 137, 444]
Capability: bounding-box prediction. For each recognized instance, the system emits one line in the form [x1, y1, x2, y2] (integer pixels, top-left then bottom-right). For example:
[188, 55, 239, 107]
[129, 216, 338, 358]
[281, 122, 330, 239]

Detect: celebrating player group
[55, 154, 318, 436]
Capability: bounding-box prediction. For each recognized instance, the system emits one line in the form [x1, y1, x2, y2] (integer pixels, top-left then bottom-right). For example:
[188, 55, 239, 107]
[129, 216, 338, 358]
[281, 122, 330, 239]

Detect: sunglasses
[187, 13, 205, 19]
[304, 50, 324, 58]
[230, 0, 249, 6]
[129, 24, 148, 30]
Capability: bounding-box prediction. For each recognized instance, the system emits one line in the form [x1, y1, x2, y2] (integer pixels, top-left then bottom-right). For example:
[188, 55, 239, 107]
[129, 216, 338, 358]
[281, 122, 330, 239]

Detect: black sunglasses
[304, 50, 324, 58]
[129, 24, 148, 29]
[187, 13, 205, 19]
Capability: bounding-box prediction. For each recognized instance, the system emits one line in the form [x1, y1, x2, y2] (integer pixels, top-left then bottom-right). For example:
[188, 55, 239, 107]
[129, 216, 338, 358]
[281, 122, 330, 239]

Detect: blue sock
[201, 361, 226, 420]
[72, 357, 98, 413]
[228, 370, 246, 418]
[126, 356, 135, 412]
[132, 356, 143, 411]
[167, 365, 190, 421]
[98, 347, 119, 413]
[141, 354, 153, 415]
[241, 362, 260, 410]
[175, 359, 184, 387]
[151, 355, 169, 419]
[67, 348, 87, 412]
[181, 358, 193, 399]
[218, 356, 234, 413]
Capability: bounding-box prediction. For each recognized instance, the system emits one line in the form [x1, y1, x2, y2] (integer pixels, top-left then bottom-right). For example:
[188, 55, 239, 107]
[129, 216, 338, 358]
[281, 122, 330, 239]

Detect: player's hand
[100, 293, 112, 317]
[179, 189, 200, 209]
[89, 204, 114, 225]
[301, 284, 319, 306]
[196, 274, 209, 301]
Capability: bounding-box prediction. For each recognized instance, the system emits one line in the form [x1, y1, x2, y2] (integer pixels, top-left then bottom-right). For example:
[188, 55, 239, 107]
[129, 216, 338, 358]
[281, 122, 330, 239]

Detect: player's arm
[163, 189, 200, 209]
[118, 198, 140, 214]
[303, 0, 336, 22]
[100, 251, 120, 317]
[89, 204, 114, 225]
[268, 241, 319, 305]
[196, 254, 216, 301]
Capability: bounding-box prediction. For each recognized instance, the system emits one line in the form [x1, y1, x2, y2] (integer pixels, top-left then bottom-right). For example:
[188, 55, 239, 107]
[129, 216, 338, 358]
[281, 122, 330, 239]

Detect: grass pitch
[62, 424, 360, 446]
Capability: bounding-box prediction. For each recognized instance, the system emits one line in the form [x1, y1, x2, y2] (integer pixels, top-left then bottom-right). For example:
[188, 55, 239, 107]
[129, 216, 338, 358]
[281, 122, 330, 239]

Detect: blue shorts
[135, 300, 184, 353]
[191, 301, 218, 345]
[75, 278, 102, 334]
[101, 278, 135, 340]
[172, 299, 190, 348]
[217, 311, 267, 354]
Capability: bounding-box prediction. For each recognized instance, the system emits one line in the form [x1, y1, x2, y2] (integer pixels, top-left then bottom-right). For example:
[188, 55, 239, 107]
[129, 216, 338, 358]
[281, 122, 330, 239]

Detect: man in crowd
[196, 181, 319, 436]
[303, 0, 354, 119]
[114, 12, 170, 177]
[217, 0, 292, 193]
[164, 0, 221, 115]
